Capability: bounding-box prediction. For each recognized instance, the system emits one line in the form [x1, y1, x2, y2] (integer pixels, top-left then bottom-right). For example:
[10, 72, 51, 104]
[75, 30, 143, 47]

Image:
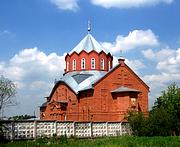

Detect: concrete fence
[1, 120, 131, 140]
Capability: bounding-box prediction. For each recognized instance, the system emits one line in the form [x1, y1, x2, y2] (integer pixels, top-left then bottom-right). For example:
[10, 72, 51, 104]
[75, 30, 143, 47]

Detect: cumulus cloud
[156, 48, 180, 73]
[141, 49, 156, 60]
[6, 47, 65, 83]
[142, 48, 175, 61]
[50, 0, 79, 11]
[142, 47, 180, 108]
[113, 56, 145, 74]
[102, 29, 159, 54]
[0, 47, 65, 116]
[143, 72, 180, 108]
[91, 0, 174, 9]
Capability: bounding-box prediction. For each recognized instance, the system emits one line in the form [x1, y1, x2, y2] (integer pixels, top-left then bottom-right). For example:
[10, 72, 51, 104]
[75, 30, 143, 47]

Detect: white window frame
[100, 58, 104, 70]
[67, 62, 69, 72]
[108, 60, 111, 71]
[72, 59, 76, 70]
[81, 58, 85, 69]
[91, 58, 95, 69]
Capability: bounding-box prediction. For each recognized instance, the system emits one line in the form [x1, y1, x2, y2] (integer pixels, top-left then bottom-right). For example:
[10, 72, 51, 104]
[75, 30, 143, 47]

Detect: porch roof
[111, 86, 140, 93]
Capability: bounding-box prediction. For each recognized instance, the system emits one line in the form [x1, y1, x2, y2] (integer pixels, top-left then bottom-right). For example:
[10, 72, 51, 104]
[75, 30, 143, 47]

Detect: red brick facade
[40, 58, 149, 121]
[40, 33, 149, 122]
[65, 50, 113, 73]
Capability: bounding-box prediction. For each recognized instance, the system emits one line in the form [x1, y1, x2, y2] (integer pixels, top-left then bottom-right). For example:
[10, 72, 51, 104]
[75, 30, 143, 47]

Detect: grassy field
[1, 136, 180, 147]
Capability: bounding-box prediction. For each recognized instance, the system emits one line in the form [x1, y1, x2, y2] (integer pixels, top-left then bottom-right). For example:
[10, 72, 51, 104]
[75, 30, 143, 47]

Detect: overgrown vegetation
[8, 115, 36, 120]
[128, 83, 180, 136]
[0, 76, 16, 142]
[0, 136, 179, 147]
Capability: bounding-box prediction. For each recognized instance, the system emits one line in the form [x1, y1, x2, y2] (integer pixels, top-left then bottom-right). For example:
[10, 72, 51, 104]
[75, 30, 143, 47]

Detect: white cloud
[113, 56, 145, 74]
[156, 48, 180, 73]
[143, 72, 180, 107]
[142, 47, 180, 108]
[141, 49, 155, 60]
[30, 81, 53, 91]
[126, 59, 145, 73]
[91, 0, 173, 9]
[1, 47, 65, 116]
[102, 29, 159, 54]
[0, 62, 5, 73]
[144, 73, 180, 84]
[142, 47, 176, 61]
[7, 47, 65, 82]
[50, 0, 79, 11]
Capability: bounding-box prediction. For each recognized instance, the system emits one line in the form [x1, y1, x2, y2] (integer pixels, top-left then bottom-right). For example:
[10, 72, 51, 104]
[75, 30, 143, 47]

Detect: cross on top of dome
[88, 20, 91, 34]
[69, 21, 108, 55]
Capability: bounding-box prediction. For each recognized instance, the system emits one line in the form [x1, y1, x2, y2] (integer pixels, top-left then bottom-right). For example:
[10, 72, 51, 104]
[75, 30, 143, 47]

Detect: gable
[48, 81, 76, 102]
[93, 63, 149, 91]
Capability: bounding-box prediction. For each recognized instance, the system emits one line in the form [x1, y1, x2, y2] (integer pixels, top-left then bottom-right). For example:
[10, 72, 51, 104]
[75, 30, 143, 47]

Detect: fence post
[54, 121, 57, 135]
[90, 122, 92, 138]
[120, 122, 122, 136]
[73, 122, 75, 136]
[11, 121, 15, 140]
[33, 120, 37, 139]
[106, 122, 108, 136]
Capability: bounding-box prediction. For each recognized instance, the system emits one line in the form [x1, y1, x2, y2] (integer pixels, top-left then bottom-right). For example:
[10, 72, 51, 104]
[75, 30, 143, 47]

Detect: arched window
[72, 59, 76, 70]
[100, 58, 104, 70]
[81, 58, 85, 69]
[66, 62, 69, 72]
[108, 60, 111, 71]
[91, 58, 95, 69]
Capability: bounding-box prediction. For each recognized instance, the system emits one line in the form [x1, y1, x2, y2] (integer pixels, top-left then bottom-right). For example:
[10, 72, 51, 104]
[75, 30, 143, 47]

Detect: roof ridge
[69, 34, 107, 55]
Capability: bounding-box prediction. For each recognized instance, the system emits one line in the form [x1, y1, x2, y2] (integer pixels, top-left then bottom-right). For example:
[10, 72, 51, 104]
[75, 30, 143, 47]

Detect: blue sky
[0, 0, 180, 117]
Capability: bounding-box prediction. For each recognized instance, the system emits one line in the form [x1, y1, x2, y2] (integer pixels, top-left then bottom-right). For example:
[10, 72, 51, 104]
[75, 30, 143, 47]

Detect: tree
[0, 75, 16, 118]
[148, 107, 175, 136]
[128, 83, 180, 136]
[153, 83, 180, 135]
[127, 111, 150, 136]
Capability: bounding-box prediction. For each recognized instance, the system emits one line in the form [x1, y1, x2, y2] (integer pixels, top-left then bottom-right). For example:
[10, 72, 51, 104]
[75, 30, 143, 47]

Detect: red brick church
[40, 27, 149, 121]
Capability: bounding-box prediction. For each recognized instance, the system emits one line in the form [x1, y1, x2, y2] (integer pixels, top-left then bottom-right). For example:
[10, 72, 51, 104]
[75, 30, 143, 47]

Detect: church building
[40, 27, 149, 122]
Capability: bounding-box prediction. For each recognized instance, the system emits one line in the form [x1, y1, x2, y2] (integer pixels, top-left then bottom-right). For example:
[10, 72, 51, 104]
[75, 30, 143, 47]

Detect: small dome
[69, 34, 107, 55]
[65, 33, 113, 73]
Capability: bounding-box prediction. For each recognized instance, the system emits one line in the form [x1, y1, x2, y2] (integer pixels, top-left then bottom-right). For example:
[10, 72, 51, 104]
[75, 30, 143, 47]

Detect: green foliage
[128, 83, 180, 136]
[35, 136, 49, 144]
[148, 107, 175, 136]
[8, 115, 35, 121]
[59, 134, 68, 144]
[127, 111, 149, 136]
[0, 136, 180, 147]
[153, 83, 180, 135]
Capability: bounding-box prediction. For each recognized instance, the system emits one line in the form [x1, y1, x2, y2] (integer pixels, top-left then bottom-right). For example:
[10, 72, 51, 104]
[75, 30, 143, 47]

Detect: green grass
[1, 136, 180, 147]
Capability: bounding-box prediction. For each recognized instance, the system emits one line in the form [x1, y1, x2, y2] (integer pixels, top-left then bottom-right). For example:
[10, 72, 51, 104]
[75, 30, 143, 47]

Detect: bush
[59, 134, 68, 144]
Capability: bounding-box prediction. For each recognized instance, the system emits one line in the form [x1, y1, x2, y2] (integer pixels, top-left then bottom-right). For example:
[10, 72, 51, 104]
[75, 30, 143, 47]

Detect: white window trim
[81, 58, 85, 69]
[67, 62, 69, 72]
[91, 58, 95, 69]
[72, 59, 76, 70]
[108, 60, 111, 71]
[101, 58, 104, 70]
